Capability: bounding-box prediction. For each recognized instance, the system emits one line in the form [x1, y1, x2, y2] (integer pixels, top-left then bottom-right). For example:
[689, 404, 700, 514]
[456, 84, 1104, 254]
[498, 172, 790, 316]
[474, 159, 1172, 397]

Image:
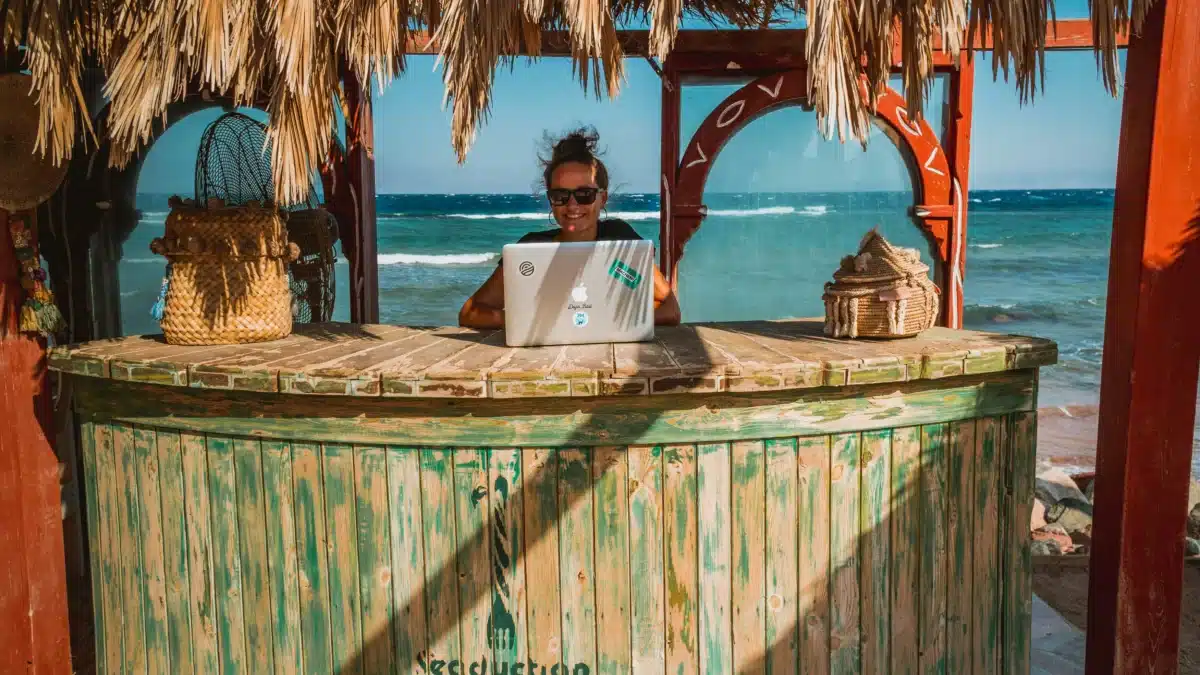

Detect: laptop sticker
[608, 259, 643, 289]
[573, 311, 589, 327]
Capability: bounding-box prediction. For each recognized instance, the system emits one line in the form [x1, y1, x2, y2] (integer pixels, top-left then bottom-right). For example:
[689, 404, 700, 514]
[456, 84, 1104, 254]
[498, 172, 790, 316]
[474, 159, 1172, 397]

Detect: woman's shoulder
[598, 218, 643, 240]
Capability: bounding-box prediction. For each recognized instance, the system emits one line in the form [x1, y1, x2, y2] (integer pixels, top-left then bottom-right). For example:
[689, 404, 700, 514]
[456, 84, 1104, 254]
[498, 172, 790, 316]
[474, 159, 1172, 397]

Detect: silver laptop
[502, 239, 655, 347]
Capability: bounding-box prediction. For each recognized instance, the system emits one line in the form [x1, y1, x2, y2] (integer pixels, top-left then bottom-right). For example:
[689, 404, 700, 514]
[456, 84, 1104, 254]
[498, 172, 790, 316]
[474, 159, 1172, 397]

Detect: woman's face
[547, 161, 607, 239]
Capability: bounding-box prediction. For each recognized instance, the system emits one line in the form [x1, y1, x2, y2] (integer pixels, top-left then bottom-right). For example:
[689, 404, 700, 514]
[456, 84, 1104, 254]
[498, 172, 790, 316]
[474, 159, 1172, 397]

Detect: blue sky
[139, 0, 1125, 195]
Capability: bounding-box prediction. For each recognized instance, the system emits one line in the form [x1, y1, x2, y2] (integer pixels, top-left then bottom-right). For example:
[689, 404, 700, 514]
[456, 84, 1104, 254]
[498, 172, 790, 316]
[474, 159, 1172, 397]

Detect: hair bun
[552, 127, 601, 163]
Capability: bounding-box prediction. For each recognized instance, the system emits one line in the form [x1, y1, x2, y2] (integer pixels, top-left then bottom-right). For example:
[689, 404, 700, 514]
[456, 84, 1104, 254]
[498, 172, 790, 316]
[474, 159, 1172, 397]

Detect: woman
[458, 128, 682, 329]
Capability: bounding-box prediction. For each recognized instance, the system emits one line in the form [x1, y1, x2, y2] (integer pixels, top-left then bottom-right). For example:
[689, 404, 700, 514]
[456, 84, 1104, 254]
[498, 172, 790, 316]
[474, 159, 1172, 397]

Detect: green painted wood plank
[234, 438, 275, 673]
[972, 418, 1003, 675]
[732, 440, 766, 671]
[592, 446, 631, 675]
[133, 425, 171, 674]
[181, 431, 220, 673]
[764, 438, 799, 674]
[889, 427, 921, 675]
[797, 436, 830, 675]
[1004, 413, 1036, 675]
[155, 430, 194, 675]
[79, 423, 110, 675]
[261, 440, 305, 675]
[522, 448, 561, 670]
[354, 446, 396, 675]
[77, 371, 1039, 448]
[420, 448, 463, 671]
[559, 448, 598, 673]
[919, 425, 948, 675]
[387, 449, 430, 673]
[293, 442, 334, 674]
[322, 443, 364, 674]
[205, 435, 248, 674]
[453, 448, 493, 673]
[99, 423, 127, 674]
[829, 433, 861, 674]
[697, 442, 732, 675]
[946, 421, 976, 675]
[628, 445, 665, 674]
[113, 423, 149, 673]
[664, 444, 699, 675]
[860, 429, 891, 675]
[488, 448, 527, 670]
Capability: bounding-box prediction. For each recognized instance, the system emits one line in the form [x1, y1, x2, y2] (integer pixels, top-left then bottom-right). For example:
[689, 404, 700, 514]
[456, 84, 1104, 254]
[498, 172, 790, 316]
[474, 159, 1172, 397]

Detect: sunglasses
[547, 187, 602, 206]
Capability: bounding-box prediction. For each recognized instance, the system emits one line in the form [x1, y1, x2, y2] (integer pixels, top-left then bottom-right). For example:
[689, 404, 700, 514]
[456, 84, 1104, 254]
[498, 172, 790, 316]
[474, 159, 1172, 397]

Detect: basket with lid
[822, 228, 941, 339]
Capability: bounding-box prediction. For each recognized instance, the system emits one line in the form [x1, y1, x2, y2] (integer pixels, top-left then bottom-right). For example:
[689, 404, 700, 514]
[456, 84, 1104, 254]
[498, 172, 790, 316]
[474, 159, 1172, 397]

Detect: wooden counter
[52, 320, 1056, 675]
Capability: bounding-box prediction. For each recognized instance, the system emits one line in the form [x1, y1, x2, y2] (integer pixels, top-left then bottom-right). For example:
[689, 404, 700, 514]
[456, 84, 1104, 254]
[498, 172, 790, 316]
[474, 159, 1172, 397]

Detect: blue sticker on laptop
[573, 311, 589, 327]
[608, 259, 643, 289]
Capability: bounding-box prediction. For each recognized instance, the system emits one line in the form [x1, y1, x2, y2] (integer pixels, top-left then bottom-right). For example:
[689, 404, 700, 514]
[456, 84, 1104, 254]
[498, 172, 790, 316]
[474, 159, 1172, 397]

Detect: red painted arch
[665, 69, 961, 322]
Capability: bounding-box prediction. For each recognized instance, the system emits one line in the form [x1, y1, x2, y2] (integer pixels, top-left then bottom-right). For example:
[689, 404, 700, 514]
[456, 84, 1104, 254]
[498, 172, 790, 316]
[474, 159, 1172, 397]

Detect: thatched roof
[2, 0, 1147, 204]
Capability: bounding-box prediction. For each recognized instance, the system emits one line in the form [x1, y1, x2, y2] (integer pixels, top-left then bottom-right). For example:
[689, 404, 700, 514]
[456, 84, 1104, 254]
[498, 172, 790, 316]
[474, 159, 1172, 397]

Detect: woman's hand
[459, 267, 506, 329]
[652, 265, 682, 326]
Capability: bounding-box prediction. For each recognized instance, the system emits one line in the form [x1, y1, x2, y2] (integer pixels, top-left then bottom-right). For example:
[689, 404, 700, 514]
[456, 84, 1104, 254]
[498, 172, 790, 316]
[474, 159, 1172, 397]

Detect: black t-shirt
[498, 219, 643, 265]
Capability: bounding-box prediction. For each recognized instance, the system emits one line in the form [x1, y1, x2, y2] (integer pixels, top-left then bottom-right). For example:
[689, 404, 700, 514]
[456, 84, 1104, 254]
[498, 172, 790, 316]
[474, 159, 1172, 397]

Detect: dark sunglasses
[547, 187, 602, 206]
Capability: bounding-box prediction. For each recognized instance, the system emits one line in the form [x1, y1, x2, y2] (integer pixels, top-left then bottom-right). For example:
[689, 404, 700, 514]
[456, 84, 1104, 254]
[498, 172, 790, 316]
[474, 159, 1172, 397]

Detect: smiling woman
[458, 127, 681, 329]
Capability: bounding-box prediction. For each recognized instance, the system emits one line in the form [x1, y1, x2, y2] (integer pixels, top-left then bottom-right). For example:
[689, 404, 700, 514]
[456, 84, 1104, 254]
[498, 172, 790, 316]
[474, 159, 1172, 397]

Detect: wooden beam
[1085, 0, 1200, 673]
[402, 19, 1125, 57]
[339, 69, 381, 324]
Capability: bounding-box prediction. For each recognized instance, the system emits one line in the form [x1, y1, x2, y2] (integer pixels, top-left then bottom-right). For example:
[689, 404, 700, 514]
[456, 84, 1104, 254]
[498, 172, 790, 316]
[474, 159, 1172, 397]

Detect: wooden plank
[181, 432, 220, 673]
[278, 326, 421, 395]
[83, 370, 1041, 448]
[293, 442, 334, 674]
[946, 421, 976, 675]
[79, 423, 110, 675]
[322, 444, 364, 674]
[664, 444, 699, 675]
[386, 449, 430, 673]
[731, 440, 766, 671]
[387, 330, 506, 396]
[558, 449, 598, 672]
[890, 427, 922, 675]
[262, 441, 305, 675]
[697, 442, 732, 675]
[453, 448, 493, 673]
[693, 324, 821, 392]
[206, 435, 248, 674]
[860, 429, 891, 675]
[829, 433, 861, 674]
[155, 430, 194, 674]
[919, 425, 948, 675]
[488, 448, 527, 670]
[234, 438, 275, 673]
[521, 448, 562, 668]
[764, 438, 799, 674]
[133, 426, 171, 674]
[489, 346, 571, 398]
[354, 446, 395, 675]
[420, 448, 463, 670]
[796, 436, 830, 675]
[554, 342, 615, 396]
[972, 419, 1002, 675]
[1004, 413, 1035, 675]
[592, 446, 631, 674]
[95, 423, 127, 674]
[628, 445, 666, 673]
[112, 423, 148, 673]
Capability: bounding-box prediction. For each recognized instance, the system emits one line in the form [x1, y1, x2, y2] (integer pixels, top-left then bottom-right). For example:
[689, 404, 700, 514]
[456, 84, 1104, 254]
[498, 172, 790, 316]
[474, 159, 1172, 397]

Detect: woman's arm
[459, 267, 506, 329]
[651, 265, 682, 326]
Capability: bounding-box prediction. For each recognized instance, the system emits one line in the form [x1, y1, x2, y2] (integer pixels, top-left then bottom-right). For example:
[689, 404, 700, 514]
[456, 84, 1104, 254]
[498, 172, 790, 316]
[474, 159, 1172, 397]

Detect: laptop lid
[501, 239, 655, 347]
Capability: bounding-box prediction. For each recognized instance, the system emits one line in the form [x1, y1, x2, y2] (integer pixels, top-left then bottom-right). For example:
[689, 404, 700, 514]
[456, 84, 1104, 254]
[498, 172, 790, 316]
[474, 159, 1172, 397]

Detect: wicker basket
[822, 229, 940, 339]
[151, 198, 300, 345]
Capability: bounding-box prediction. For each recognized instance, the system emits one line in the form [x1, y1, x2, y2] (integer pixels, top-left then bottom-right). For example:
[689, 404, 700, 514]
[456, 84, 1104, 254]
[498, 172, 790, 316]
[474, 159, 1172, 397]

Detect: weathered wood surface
[79, 414, 1039, 674]
[50, 320, 1057, 398]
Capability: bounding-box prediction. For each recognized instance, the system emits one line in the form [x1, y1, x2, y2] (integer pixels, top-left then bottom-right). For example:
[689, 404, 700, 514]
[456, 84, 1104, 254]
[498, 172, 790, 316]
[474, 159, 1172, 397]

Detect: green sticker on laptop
[608, 259, 643, 289]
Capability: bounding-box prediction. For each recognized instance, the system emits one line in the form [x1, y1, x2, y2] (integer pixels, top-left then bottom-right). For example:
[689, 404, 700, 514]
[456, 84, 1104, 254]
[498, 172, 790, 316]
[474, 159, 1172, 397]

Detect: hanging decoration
[8, 212, 66, 337]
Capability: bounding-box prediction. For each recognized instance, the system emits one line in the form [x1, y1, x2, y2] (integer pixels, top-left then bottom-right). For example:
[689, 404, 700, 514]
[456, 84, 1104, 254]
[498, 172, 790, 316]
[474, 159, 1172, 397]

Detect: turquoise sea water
[120, 189, 1199, 473]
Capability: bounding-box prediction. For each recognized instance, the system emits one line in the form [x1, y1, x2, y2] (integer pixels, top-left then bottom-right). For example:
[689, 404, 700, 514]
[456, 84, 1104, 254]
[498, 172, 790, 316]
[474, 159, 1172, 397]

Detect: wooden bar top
[49, 320, 1057, 399]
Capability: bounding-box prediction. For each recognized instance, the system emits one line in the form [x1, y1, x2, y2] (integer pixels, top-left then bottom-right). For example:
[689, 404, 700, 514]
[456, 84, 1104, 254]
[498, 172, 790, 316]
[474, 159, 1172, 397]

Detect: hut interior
[1, 0, 1197, 672]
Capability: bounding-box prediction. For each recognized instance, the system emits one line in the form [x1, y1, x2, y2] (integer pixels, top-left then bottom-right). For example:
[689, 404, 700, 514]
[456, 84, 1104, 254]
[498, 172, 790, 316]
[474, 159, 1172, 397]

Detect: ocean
[121, 190, 1200, 475]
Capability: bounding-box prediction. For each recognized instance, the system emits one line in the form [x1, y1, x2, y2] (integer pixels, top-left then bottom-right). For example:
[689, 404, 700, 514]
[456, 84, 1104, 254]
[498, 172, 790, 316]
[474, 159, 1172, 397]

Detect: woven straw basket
[151, 199, 300, 345]
[822, 229, 940, 339]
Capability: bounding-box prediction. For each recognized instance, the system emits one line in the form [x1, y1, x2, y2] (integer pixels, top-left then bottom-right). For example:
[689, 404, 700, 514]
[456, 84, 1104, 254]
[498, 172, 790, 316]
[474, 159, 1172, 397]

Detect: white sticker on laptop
[573, 311, 589, 327]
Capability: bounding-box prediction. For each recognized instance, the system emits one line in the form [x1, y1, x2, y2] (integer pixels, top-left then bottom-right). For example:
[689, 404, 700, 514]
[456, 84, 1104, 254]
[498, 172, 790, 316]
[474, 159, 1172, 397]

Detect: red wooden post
[341, 70, 381, 324]
[943, 53, 975, 328]
[659, 57, 681, 285]
[1085, 1, 1200, 673]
